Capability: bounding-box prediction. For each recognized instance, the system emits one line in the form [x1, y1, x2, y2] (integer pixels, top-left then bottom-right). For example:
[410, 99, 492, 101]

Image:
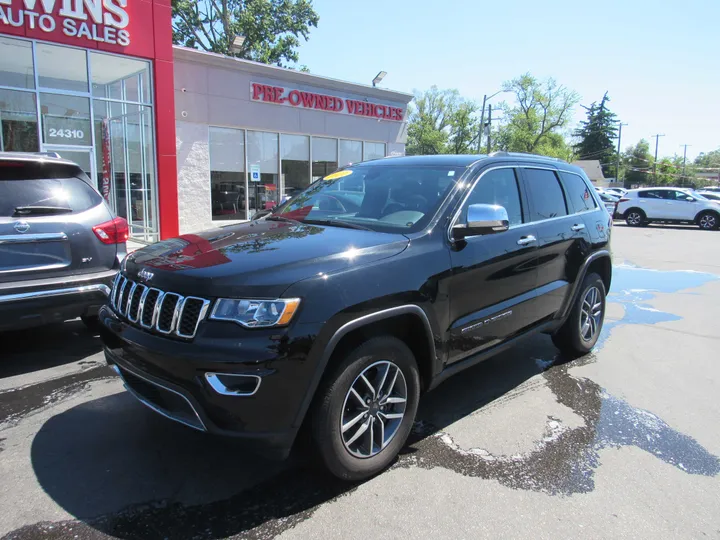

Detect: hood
[124, 220, 409, 298]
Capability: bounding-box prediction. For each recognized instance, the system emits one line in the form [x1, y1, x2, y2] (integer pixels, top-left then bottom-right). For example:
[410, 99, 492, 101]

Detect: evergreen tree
[573, 92, 618, 177]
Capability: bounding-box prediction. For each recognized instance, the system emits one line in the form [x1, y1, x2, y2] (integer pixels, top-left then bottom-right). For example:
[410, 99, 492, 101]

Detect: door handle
[517, 235, 537, 246]
[571, 223, 585, 231]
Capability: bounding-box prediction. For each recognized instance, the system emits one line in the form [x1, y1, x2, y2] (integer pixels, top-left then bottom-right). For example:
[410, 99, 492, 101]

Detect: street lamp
[372, 71, 387, 87]
[477, 89, 507, 153]
[231, 35, 245, 54]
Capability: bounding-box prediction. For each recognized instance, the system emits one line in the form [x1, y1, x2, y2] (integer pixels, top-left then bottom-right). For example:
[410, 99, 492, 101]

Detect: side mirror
[452, 204, 510, 240]
[685, 196, 695, 202]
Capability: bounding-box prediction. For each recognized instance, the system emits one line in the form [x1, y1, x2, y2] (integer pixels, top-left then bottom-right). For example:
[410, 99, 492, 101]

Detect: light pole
[680, 144, 691, 183]
[652, 133, 665, 185]
[372, 71, 387, 87]
[616, 122, 628, 185]
[477, 89, 505, 153]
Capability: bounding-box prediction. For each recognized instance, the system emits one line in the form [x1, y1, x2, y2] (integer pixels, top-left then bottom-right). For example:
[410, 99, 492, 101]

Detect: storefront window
[36, 43, 88, 93]
[0, 37, 34, 89]
[281, 134, 309, 200]
[0, 89, 38, 152]
[210, 127, 246, 221]
[339, 139, 362, 167]
[364, 142, 386, 161]
[39, 94, 91, 147]
[312, 137, 337, 181]
[90, 53, 151, 103]
[247, 131, 279, 215]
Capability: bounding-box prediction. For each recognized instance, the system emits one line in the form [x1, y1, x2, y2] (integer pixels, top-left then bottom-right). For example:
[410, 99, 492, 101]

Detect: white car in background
[616, 187, 720, 230]
[697, 191, 720, 202]
[605, 187, 627, 197]
[597, 191, 620, 217]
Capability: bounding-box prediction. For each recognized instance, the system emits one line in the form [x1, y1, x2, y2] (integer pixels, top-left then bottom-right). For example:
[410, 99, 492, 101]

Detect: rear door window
[522, 168, 568, 221]
[639, 190, 664, 199]
[0, 177, 102, 217]
[559, 172, 597, 213]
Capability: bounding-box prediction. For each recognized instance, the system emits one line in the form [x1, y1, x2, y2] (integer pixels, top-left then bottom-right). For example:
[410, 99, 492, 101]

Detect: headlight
[210, 298, 301, 328]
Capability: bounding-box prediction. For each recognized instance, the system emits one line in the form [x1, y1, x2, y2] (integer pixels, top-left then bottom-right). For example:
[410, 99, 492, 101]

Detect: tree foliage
[171, 0, 319, 66]
[494, 73, 578, 160]
[621, 139, 652, 188]
[405, 87, 480, 155]
[694, 148, 720, 169]
[573, 92, 618, 176]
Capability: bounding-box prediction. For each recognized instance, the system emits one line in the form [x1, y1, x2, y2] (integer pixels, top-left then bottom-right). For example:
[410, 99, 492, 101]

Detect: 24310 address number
[49, 128, 85, 139]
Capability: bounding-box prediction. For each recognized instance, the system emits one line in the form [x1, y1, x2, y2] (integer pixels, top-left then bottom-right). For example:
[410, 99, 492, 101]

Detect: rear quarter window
[559, 172, 597, 213]
[0, 177, 102, 217]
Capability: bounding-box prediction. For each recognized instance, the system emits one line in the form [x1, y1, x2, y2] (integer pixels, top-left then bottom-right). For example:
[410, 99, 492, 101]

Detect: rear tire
[552, 273, 606, 357]
[625, 209, 646, 227]
[311, 336, 420, 481]
[697, 211, 719, 231]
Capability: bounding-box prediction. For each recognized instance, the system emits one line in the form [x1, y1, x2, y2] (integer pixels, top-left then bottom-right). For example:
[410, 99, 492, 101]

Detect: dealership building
[0, 0, 413, 241]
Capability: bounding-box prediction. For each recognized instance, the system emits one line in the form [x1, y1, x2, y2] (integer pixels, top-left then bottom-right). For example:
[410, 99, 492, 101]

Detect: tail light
[618, 198, 630, 203]
[93, 216, 129, 244]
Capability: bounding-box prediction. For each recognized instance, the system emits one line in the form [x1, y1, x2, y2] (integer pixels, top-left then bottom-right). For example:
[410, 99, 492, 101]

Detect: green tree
[171, 0, 319, 66]
[494, 73, 579, 159]
[573, 92, 618, 177]
[622, 139, 652, 188]
[694, 148, 720, 168]
[406, 87, 480, 155]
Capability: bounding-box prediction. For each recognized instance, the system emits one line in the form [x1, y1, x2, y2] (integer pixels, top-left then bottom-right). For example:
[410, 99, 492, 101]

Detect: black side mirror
[452, 204, 510, 240]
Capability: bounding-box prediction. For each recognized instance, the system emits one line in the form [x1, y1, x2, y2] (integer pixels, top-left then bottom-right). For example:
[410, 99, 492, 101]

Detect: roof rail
[488, 151, 566, 163]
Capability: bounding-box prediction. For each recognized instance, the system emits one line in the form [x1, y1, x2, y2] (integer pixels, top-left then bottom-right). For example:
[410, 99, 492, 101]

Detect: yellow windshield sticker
[324, 170, 353, 180]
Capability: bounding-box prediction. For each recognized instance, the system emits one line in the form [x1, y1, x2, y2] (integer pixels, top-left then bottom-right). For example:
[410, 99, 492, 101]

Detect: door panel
[445, 167, 540, 363]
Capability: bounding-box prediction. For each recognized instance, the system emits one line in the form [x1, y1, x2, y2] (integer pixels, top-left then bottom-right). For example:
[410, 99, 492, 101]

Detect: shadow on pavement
[24, 337, 550, 539]
[0, 320, 103, 379]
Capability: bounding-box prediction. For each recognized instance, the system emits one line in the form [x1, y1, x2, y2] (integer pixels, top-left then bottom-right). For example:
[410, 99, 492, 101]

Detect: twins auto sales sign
[251, 82, 406, 122]
[0, 0, 156, 58]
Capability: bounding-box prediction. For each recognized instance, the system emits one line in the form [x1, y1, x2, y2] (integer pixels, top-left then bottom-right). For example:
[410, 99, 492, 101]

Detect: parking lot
[1, 223, 719, 540]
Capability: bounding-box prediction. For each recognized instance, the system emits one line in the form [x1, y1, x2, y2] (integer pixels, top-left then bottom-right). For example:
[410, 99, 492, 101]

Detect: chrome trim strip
[0, 284, 110, 304]
[175, 297, 211, 338]
[125, 282, 137, 317]
[156, 292, 181, 334]
[136, 286, 150, 324]
[205, 372, 262, 396]
[111, 364, 207, 432]
[0, 232, 68, 244]
[117, 278, 128, 314]
[140, 288, 162, 329]
[127, 284, 146, 323]
[151, 291, 166, 329]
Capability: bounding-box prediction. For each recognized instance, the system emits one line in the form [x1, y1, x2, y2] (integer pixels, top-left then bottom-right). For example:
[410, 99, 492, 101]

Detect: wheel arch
[557, 250, 612, 322]
[293, 305, 438, 430]
[694, 208, 720, 222]
[624, 206, 645, 218]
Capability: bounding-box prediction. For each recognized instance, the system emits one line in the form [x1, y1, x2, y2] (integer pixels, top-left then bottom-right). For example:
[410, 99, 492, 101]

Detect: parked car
[697, 191, 720, 202]
[0, 152, 127, 332]
[616, 187, 720, 230]
[598, 191, 620, 217]
[605, 187, 627, 197]
[98, 153, 612, 481]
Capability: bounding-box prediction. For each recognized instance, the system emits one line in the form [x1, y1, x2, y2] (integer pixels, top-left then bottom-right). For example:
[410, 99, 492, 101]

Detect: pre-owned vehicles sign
[250, 82, 405, 122]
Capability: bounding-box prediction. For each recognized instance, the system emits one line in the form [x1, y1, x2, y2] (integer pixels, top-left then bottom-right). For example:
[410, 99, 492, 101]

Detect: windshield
[274, 164, 465, 233]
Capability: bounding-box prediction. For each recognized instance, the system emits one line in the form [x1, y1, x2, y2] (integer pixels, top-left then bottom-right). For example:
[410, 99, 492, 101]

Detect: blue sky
[296, 0, 719, 161]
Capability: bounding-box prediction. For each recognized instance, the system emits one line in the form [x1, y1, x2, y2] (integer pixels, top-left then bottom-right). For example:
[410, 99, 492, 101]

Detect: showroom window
[363, 142, 386, 161]
[247, 131, 279, 216]
[0, 36, 159, 242]
[339, 139, 362, 167]
[312, 137, 338, 181]
[210, 127, 246, 221]
[281, 134, 310, 200]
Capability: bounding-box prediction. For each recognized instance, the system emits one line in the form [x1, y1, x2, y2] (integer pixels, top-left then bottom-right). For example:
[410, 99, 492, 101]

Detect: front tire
[311, 336, 420, 481]
[697, 211, 719, 231]
[552, 272, 606, 357]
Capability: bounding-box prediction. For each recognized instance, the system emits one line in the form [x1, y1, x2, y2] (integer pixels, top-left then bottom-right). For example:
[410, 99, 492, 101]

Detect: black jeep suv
[99, 153, 612, 480]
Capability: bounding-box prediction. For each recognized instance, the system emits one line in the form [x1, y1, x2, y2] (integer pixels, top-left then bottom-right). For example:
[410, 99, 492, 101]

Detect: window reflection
[281, 134, 309, 201]
[247, 131, 279, 216]
[339, 139, 362, 167]
[312, 137, 337, 181]
[210, 127, 246, 221]
[36, 43, 88, 92]
[0, 89, 38, 152]
[0, 37, 34, 89]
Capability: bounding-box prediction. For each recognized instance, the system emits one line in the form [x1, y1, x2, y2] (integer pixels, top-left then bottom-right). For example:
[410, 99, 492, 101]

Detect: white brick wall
[176, 121, 212, 234]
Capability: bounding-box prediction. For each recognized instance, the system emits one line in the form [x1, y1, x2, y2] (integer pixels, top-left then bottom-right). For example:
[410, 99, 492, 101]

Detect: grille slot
[108, 275, 209, 339]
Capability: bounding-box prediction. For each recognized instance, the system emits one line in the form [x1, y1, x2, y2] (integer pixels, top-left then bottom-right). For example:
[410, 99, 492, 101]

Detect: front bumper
[0, 269, 116, 331]
[99, 305, 322, 459]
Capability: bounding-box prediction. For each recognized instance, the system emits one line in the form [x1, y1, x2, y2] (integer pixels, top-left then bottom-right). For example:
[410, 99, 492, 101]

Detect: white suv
[616, 187, 720, 230]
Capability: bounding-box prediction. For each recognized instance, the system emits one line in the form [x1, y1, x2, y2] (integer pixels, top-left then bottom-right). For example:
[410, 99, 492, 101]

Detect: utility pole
[476, 94, 487, 153]
[486, 104, 492, 154]
[652, 134, 665, 185]
[616, 122, 628, 185]
[680, 144, 690, 183]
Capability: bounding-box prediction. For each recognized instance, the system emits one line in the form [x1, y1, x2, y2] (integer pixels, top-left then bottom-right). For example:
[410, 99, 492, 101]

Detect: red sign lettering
[250, 82, 405, 122]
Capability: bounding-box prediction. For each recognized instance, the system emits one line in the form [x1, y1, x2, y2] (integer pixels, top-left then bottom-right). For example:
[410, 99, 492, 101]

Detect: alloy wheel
[699, 214, 717, 230]
[340, 361, 407, 458]
[579, 286, 603, 342]
[627, 212, 642, 226]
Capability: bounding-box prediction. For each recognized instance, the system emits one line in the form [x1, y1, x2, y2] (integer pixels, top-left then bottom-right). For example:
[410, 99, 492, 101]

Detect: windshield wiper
[266, 215, 300, 223]
[302, 218, 373, 231]
[13, 205, 73, 216]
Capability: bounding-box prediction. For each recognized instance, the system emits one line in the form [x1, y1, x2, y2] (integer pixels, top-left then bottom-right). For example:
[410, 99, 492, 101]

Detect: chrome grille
[109, 275, 210, 339]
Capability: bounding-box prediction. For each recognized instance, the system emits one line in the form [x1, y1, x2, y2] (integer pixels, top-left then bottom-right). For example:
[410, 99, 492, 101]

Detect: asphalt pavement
[1, 223, 719, 539]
